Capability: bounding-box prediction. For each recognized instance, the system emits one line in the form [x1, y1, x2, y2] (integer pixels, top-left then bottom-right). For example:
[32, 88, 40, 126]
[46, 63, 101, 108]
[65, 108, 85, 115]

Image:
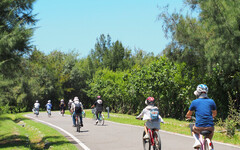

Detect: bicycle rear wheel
[143, 131, 151, 150]
[100, 115, 104, 125]
[153, 131, 161, 150]
[204, 138, 212, 150]
[76, 116, 80, 132]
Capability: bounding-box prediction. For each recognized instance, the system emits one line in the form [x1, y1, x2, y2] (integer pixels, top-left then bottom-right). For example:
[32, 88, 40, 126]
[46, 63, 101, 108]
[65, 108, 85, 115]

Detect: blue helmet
[196, 84, 208, 93]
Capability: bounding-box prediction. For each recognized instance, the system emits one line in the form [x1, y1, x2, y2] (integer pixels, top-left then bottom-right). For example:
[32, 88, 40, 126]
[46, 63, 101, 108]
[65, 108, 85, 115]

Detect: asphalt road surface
[26, 112, 240, 150]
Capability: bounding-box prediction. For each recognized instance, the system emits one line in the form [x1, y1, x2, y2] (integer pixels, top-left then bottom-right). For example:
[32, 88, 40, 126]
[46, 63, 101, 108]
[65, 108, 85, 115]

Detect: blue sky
[32, 0, 188, 58]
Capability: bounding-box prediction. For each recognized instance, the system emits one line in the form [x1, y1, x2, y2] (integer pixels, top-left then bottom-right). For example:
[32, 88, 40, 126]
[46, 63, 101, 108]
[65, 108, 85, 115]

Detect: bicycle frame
[148, 129, 155, 146]
[196, 133, 213, 150]
[189, 122, 213, 150]
[75, 114, 81, 132]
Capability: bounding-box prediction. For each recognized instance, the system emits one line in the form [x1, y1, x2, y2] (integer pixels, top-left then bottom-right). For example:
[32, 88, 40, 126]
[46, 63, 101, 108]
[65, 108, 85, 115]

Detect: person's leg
[192, 126, 201, 148]
[72, 112, 76, 126]
[96, 110, 99, 120]
[143, 123, 149, 139]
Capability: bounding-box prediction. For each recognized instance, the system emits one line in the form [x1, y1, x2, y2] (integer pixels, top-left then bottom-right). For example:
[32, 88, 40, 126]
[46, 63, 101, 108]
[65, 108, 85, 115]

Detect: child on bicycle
[136, 97, 164, 139]
[186, 84, 217, 148]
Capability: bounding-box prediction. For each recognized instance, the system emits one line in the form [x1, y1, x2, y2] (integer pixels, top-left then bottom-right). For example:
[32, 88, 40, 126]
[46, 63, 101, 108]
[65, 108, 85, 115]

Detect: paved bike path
[26, 112, 240, 150]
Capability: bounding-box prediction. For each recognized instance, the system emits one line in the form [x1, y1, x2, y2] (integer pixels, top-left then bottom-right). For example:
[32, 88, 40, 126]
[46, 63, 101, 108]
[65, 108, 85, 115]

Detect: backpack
[75, 103, 82, 113]
[150, 108, 159, 121]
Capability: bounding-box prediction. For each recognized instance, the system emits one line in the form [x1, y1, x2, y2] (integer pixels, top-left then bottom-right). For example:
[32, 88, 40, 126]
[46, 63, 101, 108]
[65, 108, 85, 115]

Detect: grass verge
[84, 109, 240, 146]
[0, 113, 78, 150]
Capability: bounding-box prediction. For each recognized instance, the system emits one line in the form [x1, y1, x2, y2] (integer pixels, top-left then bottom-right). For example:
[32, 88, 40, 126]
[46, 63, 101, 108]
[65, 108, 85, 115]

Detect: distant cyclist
[71, 97, 84, 127]
[186, 84, 217, 148]
[59, 99, 66, 115]
[45, 100, 52, 116]
[68, 99, 73, 115]
[33, 100, 40, 115]
[91, 96, 103, 124]
[136, 97, 164, 139]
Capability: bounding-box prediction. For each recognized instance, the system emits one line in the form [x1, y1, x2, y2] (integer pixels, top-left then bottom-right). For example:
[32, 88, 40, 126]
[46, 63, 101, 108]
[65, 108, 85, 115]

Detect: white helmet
[194, 84, 208, 96]
[74, 97, 79, 102]
[69, 99, 73, 103]
[61, 99, 64, 102]
[36, 100, 39, 103]
[48, 100, 51, 103]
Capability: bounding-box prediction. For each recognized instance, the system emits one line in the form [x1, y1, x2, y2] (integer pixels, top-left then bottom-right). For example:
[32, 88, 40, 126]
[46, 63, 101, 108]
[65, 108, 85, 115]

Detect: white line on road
[25, 115, 90, 150]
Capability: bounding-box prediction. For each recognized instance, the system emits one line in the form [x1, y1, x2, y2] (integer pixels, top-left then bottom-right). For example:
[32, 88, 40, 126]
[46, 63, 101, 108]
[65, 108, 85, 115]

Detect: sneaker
[95, 120, 98, 125]
[80, 124, 83, 127]
[143, 134, 149, 139]
[73, 124, 76, 127]
[193, 140, 201, 148]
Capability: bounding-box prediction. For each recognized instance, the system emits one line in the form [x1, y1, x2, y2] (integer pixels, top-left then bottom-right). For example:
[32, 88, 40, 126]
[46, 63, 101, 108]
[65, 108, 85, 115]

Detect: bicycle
[76, 114, 81, 132]
[94, 111, 104, 126]
[142, 128, 161, 150]
[96, 113, 104, 125]
[47, 109, 51, 117]
[33, 108, 39, 117]
[60, 108, 65, 116]
[188, 117, 214, 150]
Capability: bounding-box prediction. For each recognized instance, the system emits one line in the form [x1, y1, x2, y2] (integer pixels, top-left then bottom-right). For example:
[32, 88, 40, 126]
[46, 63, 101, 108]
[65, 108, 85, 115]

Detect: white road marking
[25, 115, 90, 150]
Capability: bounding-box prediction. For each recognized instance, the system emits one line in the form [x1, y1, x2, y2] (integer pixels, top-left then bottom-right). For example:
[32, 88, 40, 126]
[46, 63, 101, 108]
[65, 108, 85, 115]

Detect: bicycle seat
[200, 130, 212, 136]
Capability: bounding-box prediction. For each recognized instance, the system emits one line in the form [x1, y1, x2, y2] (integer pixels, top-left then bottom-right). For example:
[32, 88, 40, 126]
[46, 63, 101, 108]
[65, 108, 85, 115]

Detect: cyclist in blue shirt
[186, 84, 217, 148]
[46, 100, 52, 116]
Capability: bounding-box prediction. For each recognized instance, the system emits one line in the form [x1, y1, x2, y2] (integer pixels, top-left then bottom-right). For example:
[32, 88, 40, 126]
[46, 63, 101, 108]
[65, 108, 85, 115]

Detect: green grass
[0, 113, 78, 150]
[85, 109, 240, 146]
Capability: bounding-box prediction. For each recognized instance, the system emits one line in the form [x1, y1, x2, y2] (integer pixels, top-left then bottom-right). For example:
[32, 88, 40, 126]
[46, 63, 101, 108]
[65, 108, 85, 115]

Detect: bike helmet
[36, 100, 39, 103]
[97, 96, 101, 99]
[73, 97, 79, 102]
[145, 97, 155, 105]
[48, 100, 51, 103]
[69, 99, 73, 103]
[61, 99, 64, 102]
[194, 84, 208, 96]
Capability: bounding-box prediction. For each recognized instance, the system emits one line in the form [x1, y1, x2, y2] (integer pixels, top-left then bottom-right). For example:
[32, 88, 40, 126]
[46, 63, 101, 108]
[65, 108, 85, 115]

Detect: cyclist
[45, 100, 52, 115]
[186, 84, 217, 148]
[91, 96, 103, 124]
[71, 97, 84, 127]
[136, 97, 164, 139]
[33, 100, 40, 115]
[68, 99, 73, 115]
[59, 99, 66, 114]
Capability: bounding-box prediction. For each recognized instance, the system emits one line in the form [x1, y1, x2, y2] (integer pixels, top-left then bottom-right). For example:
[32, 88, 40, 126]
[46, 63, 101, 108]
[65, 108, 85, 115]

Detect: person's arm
[212, 110, 217, 118]
[158, 114, 164, 123]
[136, 110, 144, 119]
[186, 110, 193, 119]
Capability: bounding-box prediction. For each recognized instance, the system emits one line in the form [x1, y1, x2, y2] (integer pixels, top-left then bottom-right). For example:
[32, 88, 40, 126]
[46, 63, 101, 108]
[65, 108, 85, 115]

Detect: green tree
[0, 0, 37, 77]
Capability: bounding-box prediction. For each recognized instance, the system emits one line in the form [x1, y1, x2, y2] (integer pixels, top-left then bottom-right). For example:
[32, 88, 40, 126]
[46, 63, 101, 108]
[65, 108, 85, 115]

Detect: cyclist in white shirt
[71, 97, 84, 127]
[33, 100, 40, 114]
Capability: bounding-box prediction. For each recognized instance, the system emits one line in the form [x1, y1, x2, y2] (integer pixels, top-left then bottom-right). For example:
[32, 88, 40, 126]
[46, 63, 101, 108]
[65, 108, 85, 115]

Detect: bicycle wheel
[143, 131, 151, 150]
[101, 116, 104, 125]
[76, 116, 80, 132]
[153, 131, 161, 150]
[204, 138, 212, 150]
